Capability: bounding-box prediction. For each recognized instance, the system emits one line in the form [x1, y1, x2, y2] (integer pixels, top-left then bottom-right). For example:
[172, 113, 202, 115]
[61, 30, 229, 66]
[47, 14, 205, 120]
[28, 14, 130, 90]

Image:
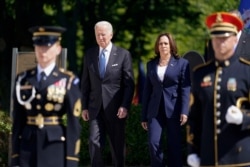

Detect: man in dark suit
[11, 26, 82, 167]
[81, 21, 135, 167]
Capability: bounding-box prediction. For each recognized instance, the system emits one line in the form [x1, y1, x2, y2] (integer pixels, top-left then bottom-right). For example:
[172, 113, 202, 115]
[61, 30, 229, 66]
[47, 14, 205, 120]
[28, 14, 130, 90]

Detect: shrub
[0, 111, 11, 166]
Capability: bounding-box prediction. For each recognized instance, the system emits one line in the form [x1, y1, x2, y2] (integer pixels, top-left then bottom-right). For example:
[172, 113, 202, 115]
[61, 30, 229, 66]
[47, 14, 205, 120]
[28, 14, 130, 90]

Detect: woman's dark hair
[154, 33, 180, 58]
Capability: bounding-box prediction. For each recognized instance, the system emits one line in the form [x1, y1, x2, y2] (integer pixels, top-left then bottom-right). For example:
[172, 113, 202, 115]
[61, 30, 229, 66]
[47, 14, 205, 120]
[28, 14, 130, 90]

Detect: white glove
[187, 153, 200, 167]
[226, 105, 243, 125]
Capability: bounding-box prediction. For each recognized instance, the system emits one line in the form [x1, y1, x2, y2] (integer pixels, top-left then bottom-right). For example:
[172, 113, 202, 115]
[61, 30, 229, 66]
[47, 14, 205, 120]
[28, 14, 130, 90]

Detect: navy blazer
[141, 56, 191, 121]
[81, 44, 135, 121]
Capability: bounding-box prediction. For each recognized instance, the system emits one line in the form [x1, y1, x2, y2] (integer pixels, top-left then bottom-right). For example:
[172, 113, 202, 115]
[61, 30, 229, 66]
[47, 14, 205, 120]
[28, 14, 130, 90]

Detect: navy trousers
[147, 109, 183, 167]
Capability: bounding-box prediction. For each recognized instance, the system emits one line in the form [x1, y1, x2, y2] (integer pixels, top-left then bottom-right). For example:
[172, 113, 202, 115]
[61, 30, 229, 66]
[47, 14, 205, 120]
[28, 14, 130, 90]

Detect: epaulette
[59, 68, 75, 77]
[28, 69, 36, 76]
[17, 70, 26, 76]
[192, 60, 213, 72]
[239, 57, 250, 65]
[17, 68, 35, 76]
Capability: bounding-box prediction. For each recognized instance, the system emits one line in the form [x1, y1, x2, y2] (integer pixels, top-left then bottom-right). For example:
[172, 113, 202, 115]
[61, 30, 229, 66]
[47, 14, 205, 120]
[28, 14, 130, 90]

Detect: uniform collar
[214, 55, 237, 67]
[37, 62, 56, 76]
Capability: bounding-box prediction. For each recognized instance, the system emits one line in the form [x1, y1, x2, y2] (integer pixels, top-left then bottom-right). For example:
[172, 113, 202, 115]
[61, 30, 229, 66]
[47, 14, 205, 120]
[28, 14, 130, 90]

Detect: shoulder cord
[15, 72, 36, 105]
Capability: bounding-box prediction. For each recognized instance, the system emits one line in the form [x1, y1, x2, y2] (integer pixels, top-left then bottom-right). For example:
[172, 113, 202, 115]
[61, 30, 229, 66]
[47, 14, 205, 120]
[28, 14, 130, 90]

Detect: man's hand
[117, 107, 128, 119]
[82, 109, 89, 121]
[226, 105, 243, 125]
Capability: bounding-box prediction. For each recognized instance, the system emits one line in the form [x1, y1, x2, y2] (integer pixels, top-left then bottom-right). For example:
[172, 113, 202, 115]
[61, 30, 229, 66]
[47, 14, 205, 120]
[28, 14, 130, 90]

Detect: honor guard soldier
[187, 12, 250, 167]
[11, 26, 82, 167]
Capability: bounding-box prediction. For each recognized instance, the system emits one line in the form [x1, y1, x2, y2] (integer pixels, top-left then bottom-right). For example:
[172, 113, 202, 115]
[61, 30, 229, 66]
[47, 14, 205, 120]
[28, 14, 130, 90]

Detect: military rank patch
[227, 78, 237, 91]
[74, 99, 81, 117]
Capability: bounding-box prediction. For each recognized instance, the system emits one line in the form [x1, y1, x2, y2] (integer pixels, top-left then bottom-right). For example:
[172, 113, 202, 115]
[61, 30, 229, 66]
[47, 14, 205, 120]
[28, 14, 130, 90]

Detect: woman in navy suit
[141, 33, 191, 167]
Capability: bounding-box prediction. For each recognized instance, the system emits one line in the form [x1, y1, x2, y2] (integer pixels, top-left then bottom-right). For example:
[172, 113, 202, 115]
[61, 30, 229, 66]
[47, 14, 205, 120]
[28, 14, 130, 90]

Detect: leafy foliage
[0, 0, 242, 165]
[0, 0, 241, 110]
[0, 111, 11, 166]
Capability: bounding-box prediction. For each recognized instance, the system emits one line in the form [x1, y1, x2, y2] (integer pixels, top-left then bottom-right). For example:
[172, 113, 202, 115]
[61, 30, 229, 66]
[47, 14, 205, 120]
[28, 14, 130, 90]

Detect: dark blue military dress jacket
[187, 55, 250, 166]
[11, 66, 82, 167]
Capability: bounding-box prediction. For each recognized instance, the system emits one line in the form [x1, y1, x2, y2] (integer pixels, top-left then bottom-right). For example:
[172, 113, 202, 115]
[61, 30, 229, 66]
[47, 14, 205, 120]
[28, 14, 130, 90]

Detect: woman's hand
[141, 122, 148, 130]
[180, 114, 188, 126]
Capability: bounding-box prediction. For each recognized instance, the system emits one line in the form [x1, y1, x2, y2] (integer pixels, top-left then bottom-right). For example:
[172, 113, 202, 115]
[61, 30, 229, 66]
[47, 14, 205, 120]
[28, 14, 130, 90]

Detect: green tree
[0, 0, 241, 165]
[0, 0, 240, 111]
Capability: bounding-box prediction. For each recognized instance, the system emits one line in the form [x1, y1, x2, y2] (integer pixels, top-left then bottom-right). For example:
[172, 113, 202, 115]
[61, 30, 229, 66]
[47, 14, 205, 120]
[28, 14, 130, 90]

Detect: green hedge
[0, 105, 188, 166]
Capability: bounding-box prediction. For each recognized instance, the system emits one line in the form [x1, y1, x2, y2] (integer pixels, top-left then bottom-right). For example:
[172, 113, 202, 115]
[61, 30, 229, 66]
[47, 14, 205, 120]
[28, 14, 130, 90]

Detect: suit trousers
[88, 108, 126, 167]
[147, 106, 183, 167]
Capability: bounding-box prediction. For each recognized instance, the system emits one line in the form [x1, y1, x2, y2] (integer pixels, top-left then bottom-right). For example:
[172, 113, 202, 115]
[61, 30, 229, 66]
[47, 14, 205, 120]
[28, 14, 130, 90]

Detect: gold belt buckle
[36, 114, 44, 128]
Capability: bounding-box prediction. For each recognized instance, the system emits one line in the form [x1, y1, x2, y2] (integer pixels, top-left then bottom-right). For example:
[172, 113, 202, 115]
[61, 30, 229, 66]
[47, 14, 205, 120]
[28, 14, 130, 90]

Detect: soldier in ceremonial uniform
[187, 12, 250, 167]
[10, 26, 82, 167]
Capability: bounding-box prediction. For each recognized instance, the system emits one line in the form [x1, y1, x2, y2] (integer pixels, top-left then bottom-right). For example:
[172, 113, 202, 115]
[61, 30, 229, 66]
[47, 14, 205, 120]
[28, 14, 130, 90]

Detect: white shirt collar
[99, 42, 112, 54]
[37, 62, 56, 76]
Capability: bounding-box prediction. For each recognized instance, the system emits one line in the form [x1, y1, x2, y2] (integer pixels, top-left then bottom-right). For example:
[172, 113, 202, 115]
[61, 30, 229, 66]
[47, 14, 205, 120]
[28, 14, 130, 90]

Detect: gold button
[225, 60, 230, 66]
[36, 105, 41, 110]
[36, 94, 41, 99]
[45, 103, 54, 111]
[215, 61, 219, 66]
[216, 111, 221, 117]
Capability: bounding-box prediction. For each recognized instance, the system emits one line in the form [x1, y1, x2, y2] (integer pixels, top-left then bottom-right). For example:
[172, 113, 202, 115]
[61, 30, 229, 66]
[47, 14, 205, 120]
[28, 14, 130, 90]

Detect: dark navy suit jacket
[141, 56, 191, 121]
[81, 44, 135, 121]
